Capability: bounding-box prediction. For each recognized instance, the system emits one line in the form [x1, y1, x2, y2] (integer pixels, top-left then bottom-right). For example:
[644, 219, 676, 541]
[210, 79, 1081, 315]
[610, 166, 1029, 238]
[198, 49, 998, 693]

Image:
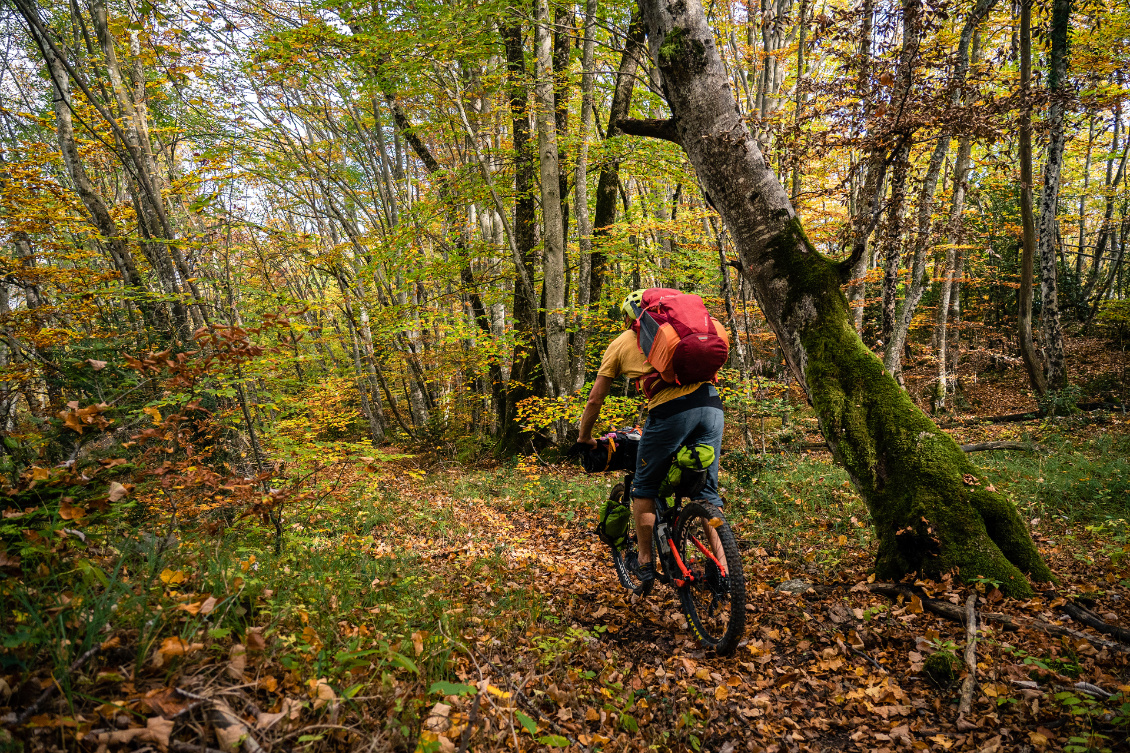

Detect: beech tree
[633, 0, 1054, 595]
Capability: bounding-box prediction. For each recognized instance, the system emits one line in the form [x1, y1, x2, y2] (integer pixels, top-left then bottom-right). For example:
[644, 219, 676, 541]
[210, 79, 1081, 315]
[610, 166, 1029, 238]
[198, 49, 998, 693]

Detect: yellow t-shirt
[597, 329, 704, 409]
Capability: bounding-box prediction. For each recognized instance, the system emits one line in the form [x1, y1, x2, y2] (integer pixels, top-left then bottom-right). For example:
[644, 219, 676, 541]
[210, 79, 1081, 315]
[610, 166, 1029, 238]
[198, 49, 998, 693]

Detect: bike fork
[655, 520, 696, 588]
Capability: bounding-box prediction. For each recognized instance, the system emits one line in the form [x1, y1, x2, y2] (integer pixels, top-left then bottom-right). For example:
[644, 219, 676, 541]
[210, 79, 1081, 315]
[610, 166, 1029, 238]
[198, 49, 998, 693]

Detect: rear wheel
[673, 502, 746, 655]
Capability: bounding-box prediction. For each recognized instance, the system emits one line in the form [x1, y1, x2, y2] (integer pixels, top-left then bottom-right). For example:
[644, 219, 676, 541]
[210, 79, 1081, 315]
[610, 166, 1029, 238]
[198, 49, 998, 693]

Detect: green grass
[974, 431, 1130, 524]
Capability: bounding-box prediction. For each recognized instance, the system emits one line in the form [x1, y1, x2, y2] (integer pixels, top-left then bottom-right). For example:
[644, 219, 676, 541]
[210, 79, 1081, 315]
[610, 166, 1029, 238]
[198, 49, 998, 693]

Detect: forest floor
[2, 337, 1130, 753]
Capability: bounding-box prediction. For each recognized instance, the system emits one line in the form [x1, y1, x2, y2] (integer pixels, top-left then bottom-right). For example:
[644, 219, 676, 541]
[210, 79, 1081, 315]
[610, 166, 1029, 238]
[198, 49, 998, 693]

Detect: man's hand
[567, 439, 599, 457]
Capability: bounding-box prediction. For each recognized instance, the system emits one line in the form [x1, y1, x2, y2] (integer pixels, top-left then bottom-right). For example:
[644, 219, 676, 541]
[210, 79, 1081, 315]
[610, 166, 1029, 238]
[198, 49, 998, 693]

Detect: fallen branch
[959, 441, 1036, 453]
[1062, 601, 1130, 643]
[866, 583, 1130, 655]
[956, 594, 979, 729]
[15, 645, 100, 724]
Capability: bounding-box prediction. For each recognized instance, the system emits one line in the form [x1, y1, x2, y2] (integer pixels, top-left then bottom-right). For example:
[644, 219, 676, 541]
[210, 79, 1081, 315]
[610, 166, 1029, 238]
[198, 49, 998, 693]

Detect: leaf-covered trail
[414, 476, 1130, 752]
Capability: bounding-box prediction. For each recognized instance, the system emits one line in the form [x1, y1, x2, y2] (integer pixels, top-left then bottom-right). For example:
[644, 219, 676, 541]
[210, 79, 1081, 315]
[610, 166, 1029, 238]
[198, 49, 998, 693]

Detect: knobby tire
[673, 501, 746, 655]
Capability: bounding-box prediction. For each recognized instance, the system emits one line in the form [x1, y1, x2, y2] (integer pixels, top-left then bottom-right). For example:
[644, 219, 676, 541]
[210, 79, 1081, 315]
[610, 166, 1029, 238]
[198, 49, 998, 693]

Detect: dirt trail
[420, 500, 1130, 752]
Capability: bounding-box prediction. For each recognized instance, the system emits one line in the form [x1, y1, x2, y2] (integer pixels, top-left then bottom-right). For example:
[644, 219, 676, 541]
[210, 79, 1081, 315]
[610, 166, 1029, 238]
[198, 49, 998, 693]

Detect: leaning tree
[629, 0, 1054, 596]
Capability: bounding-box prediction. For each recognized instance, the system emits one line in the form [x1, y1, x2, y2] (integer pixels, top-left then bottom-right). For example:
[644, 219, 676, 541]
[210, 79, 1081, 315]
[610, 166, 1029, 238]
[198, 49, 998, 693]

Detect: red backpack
[630, 288, 730, 399]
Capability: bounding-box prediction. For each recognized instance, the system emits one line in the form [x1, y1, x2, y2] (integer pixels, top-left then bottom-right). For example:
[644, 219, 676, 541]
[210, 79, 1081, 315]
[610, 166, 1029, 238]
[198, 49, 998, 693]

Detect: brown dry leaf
[258, 675, 278, 693]
[301, 625, 322, 649]
[59, 501, 85, 521]
[310, 677, 336, 710]
[107, 482, 129, 502]
[179, 600, 204, 615]
[0, 551, 20, 568]
[144, 687, 187, 717]
[584, 707, 600, 722]
[714, 685, 730, 701]
[147, 716, 174, 747]
[86, 358, 108, 370]
[246, 628, 266, 652]
[412, 630, 425, 656]
[214, 723, 245, 753]
[1029, 731, 1049, 747]
[423, 702, 451, 732]
[227, 644, 247, 681]
[256, 698, 302, 730]
[908, 594, 924, 614]
[199, 595, 218, 615]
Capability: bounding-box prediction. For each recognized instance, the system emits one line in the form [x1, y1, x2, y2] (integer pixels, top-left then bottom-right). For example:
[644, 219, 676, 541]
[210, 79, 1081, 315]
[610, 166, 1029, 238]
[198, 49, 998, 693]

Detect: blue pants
[631, 387, 724, 506]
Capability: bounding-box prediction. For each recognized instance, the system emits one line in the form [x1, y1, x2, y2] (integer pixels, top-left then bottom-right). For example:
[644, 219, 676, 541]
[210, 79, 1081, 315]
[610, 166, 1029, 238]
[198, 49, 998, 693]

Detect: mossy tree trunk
[636, 0, 1054, 596]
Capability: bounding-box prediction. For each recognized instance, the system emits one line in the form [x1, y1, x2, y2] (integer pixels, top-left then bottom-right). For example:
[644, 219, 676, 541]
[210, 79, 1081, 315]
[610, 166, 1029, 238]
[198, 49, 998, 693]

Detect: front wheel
[673, 502, 747, 655]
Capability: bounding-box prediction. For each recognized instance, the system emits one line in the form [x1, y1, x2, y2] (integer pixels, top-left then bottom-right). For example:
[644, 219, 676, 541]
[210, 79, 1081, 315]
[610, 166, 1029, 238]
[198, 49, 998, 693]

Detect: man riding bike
[577, 289, 727, 586]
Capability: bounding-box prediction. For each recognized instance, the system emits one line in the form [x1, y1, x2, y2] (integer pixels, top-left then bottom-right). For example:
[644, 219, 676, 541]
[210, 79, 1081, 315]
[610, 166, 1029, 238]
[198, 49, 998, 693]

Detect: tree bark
[1017, 0, 1047, 397]
[591, 12, 647, 308]
[571, 0, 598, 392]
[536, 0, 568, 399]
[638, 0, 1053, 596]
[1035, 0, 1073, 391]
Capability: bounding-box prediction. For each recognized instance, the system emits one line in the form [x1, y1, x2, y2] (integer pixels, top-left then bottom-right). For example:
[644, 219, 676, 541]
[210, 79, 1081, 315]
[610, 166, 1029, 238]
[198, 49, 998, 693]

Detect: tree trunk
[638, 0, 1053, 595]
[499, 19, 542, 453]
[1017, 0, 1047, 397]
[1036, 0, 1073, 391]
[885, 0, 996, 378]
[591, 12, 646, 308]
[571, 0, 598, 391]
[536, 0, 567, 400]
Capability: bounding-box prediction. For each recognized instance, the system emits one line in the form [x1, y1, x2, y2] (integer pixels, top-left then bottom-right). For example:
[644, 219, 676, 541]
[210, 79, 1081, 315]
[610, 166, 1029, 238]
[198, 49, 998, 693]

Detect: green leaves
[429, 681, 476, 697]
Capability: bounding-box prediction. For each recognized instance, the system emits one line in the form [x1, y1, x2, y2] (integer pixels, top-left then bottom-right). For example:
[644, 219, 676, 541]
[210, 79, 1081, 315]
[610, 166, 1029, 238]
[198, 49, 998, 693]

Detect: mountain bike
[602, 466, 747, 656]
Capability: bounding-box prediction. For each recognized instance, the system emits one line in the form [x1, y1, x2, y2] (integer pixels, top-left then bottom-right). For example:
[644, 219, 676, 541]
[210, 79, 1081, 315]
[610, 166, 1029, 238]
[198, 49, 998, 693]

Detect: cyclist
[577, 289, 726, 586]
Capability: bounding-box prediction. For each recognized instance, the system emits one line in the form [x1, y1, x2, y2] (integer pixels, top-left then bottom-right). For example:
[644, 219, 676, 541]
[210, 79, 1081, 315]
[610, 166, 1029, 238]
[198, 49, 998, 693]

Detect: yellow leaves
[485, 684, 510, 699]
[707, 517, 723, 528]
[142, 406, 162, 425]
[714, 684, 729, 701]
[160, 569, 186, 586]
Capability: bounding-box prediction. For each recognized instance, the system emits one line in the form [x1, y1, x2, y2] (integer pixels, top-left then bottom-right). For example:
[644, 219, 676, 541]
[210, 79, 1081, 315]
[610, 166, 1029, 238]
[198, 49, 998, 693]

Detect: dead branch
[959, 441, 1036, 452]
[1061, 600, 1130, 643]
[866, 583, 1130, 655]
[956, 593, 978, 728]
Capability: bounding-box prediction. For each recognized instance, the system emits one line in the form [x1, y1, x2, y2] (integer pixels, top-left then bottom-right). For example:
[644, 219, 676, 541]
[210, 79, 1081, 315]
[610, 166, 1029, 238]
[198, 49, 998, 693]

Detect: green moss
[757, 217, 1053, 598]
[923, 651, 960, 686]
[657, 26, 707, 72]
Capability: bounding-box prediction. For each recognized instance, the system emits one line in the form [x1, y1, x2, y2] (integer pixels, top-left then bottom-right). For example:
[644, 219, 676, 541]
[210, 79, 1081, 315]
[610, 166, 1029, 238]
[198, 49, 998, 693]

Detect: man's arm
[577, 374, 614, 446]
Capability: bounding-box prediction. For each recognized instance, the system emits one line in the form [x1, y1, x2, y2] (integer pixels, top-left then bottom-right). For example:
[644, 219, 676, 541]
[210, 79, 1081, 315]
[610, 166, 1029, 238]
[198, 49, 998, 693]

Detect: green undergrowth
[0, 475, 504, 748]
[973, 430, 1130, 524]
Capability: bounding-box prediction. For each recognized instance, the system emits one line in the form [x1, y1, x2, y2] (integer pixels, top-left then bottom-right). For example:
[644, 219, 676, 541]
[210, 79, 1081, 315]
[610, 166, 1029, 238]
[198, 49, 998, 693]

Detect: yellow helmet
[621, 289, 647, 320]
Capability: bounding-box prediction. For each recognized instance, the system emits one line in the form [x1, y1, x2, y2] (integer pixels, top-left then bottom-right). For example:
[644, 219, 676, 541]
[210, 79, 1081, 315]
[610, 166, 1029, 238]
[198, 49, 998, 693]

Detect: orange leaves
[152, 636, 204, 667]
[57, 401, 112, 434]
